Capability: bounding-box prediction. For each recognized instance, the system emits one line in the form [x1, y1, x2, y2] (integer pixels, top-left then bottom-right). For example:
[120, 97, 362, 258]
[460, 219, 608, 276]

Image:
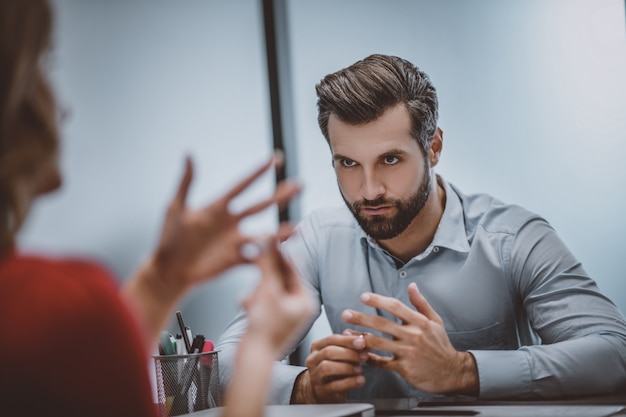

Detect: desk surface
[377, 405, 626, 416]
[186, 394, 626, 417]
[370, 393, 626, 416]
[188, 403, 375, 417]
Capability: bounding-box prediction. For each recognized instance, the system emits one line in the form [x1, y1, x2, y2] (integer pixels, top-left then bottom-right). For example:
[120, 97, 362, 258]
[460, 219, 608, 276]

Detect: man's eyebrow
[332, 153, 351, 161]
[381, 148, 409, 157]
[332, 148, 409, 161]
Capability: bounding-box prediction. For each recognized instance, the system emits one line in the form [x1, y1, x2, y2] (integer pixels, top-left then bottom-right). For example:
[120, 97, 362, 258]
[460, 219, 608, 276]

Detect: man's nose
[361, 169, 385, 201]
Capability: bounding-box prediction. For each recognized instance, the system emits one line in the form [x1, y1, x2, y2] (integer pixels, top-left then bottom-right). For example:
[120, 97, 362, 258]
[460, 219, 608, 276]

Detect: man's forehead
[328, 104, 411, 136]
[328, 108, 418, 159]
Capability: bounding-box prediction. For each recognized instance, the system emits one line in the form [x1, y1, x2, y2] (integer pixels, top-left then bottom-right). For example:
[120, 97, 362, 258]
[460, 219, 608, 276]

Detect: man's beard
[342, 164, 432, 241]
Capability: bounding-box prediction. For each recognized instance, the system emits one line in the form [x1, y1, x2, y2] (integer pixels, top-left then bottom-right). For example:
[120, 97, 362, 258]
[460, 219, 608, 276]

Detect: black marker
[176, 310, 192, 353]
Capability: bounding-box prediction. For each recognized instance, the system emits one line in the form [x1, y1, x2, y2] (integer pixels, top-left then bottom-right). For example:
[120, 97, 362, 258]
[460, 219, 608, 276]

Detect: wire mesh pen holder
[153, 351, 221, 417]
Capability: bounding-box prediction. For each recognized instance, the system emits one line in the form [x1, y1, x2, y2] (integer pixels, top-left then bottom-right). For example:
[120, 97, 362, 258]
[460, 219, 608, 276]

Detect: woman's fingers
[221, 154, 277, 203]
[237, 180, 302, 219]
[171, 156, 193, 208]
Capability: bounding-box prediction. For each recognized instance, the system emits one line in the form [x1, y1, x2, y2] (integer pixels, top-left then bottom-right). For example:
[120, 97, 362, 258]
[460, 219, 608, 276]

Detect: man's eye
[383, 156, 399, 165]
[342, 159, 357, 167]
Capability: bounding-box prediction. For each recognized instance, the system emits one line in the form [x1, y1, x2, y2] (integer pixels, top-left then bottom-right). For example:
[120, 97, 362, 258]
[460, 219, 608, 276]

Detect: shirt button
[433, 246, 440, 253]
[399, 271, 407, 279]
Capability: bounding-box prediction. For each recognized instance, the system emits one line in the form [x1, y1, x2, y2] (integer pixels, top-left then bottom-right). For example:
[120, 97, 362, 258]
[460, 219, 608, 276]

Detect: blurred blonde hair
[0, 0, 59, 250]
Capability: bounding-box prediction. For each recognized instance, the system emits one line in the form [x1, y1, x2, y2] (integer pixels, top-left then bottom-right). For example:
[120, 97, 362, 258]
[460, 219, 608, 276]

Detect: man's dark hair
[316, 54, 438, 154]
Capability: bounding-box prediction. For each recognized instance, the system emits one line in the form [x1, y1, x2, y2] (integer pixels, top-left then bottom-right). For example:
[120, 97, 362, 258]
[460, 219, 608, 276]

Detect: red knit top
[0, 250, 158, 417]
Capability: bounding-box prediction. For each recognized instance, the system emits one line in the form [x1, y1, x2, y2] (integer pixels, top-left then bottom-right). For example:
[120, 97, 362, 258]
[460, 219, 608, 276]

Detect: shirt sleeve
[471, 217, 626, 399]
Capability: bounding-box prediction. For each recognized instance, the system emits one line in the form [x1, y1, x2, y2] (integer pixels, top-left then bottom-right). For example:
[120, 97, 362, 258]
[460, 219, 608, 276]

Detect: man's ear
[429, 127, 443, 167]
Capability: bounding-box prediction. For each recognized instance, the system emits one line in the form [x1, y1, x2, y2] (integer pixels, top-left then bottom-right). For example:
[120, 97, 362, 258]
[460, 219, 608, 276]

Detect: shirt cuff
[469, 350, 532, 399]
[268, 363, 307, 404]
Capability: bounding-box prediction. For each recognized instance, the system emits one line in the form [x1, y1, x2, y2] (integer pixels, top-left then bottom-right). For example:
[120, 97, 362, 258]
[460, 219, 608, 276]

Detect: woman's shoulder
[0, 252, 155, 416]
[1, 252, 117, 285]
[0, 252, 123, 322]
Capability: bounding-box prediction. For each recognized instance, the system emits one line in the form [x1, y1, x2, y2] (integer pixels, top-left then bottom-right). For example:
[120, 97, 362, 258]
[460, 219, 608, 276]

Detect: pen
[190, 334, 205, 354]
[185, 327, 193, 349]
[176, 310, 192, 353]
[175, 334, 184, 355]
[180, 335, 206, 396]
[197, 339, 216, 410]
[200, 340, 215, 367]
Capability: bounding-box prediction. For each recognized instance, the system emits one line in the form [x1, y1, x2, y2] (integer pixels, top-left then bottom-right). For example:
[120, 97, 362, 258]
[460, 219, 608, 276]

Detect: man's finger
[407, 282, 442, 324]
[359, 291, 428, 326]
[341, 309, 399, 336]
[366, 352, 394, 370]
[319, 374, 366, 395]
[310, 334, 368, 353]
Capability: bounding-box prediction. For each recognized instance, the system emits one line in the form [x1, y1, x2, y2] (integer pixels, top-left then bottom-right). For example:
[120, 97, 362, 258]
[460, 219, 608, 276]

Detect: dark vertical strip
[262, 0, 303, 366]
[262, 0, 300, 224]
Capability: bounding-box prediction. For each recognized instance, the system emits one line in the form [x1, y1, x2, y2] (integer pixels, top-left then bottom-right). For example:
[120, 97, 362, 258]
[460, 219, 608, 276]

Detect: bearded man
[216, 54, 626, 405]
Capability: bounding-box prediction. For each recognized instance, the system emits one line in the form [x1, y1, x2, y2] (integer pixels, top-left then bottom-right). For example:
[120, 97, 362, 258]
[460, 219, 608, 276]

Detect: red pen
[201, 340, 215, 367]
[198, 339, 216, 409]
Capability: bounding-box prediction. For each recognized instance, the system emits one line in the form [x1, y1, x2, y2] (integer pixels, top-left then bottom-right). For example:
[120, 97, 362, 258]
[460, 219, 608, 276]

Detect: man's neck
[377, 178, 446, 265]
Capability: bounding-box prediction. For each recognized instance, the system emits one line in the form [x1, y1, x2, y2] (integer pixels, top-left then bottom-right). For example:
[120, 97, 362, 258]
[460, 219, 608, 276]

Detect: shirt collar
[359, 175, 470, 256]
[433, 176, 471, 253]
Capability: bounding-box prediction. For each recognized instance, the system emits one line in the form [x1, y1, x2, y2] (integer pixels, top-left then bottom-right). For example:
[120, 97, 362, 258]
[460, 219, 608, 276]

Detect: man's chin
[358, 220, 394, 237]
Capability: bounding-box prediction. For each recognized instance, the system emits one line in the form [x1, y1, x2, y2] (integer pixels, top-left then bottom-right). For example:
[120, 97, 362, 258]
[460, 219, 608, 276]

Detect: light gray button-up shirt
[216, 177, 626, 403]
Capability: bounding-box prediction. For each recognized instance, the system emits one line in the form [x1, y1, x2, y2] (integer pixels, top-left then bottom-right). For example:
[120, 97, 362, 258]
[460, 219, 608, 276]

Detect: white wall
[287, 0, 626, 341]
[18, 0, 626, 358]
[19, 0, 276, 341]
